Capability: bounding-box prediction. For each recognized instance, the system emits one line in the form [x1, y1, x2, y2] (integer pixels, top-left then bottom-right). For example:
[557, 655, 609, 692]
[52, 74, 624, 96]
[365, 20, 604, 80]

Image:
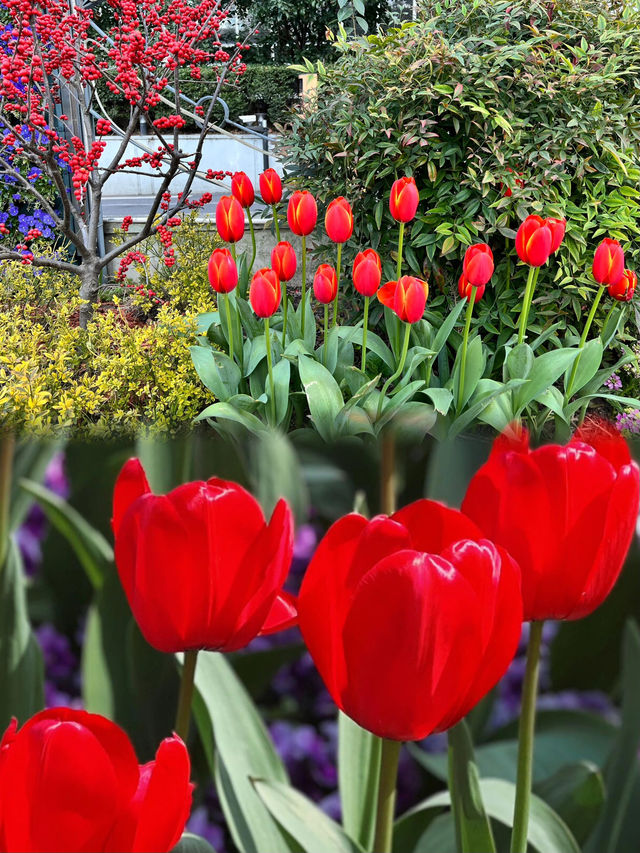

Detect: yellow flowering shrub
[0, 230, 215, 437]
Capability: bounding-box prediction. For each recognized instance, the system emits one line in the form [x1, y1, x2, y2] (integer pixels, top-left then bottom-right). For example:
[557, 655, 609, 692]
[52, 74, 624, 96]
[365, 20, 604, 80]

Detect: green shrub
[283, 0, 640, 355]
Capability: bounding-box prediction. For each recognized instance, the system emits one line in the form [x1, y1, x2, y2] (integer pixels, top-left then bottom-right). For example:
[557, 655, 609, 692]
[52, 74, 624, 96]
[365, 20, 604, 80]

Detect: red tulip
[462, 243, 494, 287]
[458, 273, 485, 303]
[113, 459, 294, 653]
[313, 264, 338, 304]
[608, 268, 637, 302]
[259, 168, 282, 205]
[593, 238, 625, 286]
[389, 176, 419, 222]
[271, 241, 297, 282]
[298, 501, 522, 741]
[352, 249, 382, 297]
[207, 248, 238, 294]
[325, 197, 353, 243]
[462, 423, 640, 622]
[545, 217, 566, 253]
[287, 190, 317, 236]
[377, 275, 429, 323]
[250, 267, 281, 318]
[0, 708, 192, 853]
[215, 195, 245, 243]
[231, 171, 255, 208]
[515, 215, 553, 266]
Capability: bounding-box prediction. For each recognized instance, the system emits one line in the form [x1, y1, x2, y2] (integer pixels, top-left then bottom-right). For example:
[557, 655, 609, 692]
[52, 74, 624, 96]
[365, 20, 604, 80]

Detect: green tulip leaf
[534, 762, 604, 846]
[190, 346, 241, 402]
[505, 343, 534, 381]
[171, 833, 217, 853]
[513, 348, 579, 413]
[338, 713, 381, 850]
[447, 721, 496, 853]
[297, 354, 344, 441]
[563, 338, 603, 395]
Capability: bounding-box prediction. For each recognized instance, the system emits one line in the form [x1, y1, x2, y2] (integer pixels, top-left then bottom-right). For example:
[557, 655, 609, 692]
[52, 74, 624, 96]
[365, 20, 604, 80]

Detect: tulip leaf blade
[563, 337, 603, 396]
[9, 440, 64, 533]
[172, 832, 217, 853]
[534, 762, 605, 846]
[297, 354, 344, 441]
[190, 346, 241, 402]
[0, 539, 44, 732]
[512, 347, 579, 413]
[192, 652, 295, 853]
[254, 778, 365, 853]
[336, 325, 395, 372]
[338, 713, 381, 851]
[585, 620, 640, 853]
[447, 720, 496, 853]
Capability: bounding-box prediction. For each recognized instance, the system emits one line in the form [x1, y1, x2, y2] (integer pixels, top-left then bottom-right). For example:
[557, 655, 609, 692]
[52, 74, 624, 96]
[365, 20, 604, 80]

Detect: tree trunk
[78, 263, 100, 330]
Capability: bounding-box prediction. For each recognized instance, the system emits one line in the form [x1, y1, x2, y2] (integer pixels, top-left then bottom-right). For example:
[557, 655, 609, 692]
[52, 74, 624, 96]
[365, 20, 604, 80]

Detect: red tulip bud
[215, 195, 245, 243]
[608, 268, 636, 302]
[389, 176, 419, 223]
[545, 217, 566, 253]
[352, 249, 382, 297]
[271, 241, 297, 282]
[208, 248, 238, 294]
[250, 268, 281, 318]
[259, 168, 282, 204]
[515, 215, 553, 267]
[287, 190, 317, 236]
[462, 243, 494, 287]
[325, 197, 354, 243]
[313, 264, 338, 304]
[458, 273, 485, 303]
[231, 170, 255, 208]
[377, 275, 428, 323]
[593, 238, 625, 286]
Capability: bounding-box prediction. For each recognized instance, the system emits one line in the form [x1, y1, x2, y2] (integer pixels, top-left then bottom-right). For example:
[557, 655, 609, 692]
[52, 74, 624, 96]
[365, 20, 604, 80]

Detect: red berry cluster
[121, 216, 133, 233]
[95, 118, 112, 136]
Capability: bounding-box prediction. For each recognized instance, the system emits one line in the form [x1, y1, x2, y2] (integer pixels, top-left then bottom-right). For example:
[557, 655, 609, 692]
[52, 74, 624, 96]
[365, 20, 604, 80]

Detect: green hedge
[96, 64, 300, 132]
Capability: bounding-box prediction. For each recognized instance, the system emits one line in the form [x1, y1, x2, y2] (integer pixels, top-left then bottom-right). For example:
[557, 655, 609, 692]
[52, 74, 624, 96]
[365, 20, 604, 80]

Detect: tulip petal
[392, 499, 483, 554]
[376, 281, 397, 310]
[260, 589, 298, 635]
[112, 458, 150, 536]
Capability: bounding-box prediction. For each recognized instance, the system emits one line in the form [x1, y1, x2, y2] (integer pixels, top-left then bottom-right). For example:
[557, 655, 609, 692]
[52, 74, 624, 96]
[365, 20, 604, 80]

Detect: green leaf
[192, 652, 293, 853]
[535, 762, 605, 846]
[336, 326, 395, 372]
[190, 346, 241, 402]
[564, 338, 603, 395]
[375, 380, 425, 431]
[271, 357, 291, 427]
[506, 343, 534, 380]
[431, 299, 467, 359]
[248, 430, 309, 524]
[586, 621, 640, 853]
[171, 833, 217, 853]
[448, 380, 525, 439]
[255, 779, 365, 853]
[19, 478, 113, 589]
[194, 402, 266, 434]
[0, 540, 44, 731]
[452, 335, 485, 410]
[9, 440, 64, 532]
[423, 387, 453, 416]
[513, 348, 579, 413]
[297, 354, 344, 441]
[448, 721, 496, 853]
[245, 335, 268, 377]
[338, 713, 381, 850]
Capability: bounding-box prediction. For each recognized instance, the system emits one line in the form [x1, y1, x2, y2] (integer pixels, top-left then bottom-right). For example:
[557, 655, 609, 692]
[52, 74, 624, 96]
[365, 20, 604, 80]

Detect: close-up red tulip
[250, 267, 281, 318]
[215, 195, 245, 243]
[352, 249, 382, 297]
[207, 247, 238, 294]
[313, 263, 338, 304]
[515, 215, 553, 267]
[389, 176, 419, 223]
[298, 501, 522, 741]
[592, 238, 625, 286]
[324, 197, 353, 243]
[271, 241, 297, 282]
[112, 459, 294, 652]
[462, 423, 640, 622]
[0, 708, 192, 853]
[259, 168, 282, 205]
[608, 268, 637, 302]
[377, 275, 429, 323]
[545, 217, 566, 253]
[458, 273, 485, 303]
[287, 190, 318, 236]
[462, 243, 494, 287]
[231, 170, 255, 208]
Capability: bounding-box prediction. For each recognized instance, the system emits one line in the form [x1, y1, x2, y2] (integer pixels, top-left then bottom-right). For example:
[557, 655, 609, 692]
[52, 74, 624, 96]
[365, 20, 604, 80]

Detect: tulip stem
[600, 302, 617, 341]
[333, 242, 342, 327]
[457, 287, 476, 414]
[224, 293, 234, 361]
[510, 621, 544, 853]
[0, 433, 14, 572]
[272, 204, 281, 242]
[396, 221, 405, 281]
[373, 738, 401, 853]
[247, 208, 257, 275]
[362, 296, 370, 374]
[505, 237, 511, 293]
[323, 304, 329, 366]
[175, 649, 199, 742]
[376, 322, 411, 419]
[301, 234, 307, 338]
[265, 317, 276, 424]
[517, 266, 539, 345]
[565, 284, 606, 400]
[281, 285, 288, 348]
